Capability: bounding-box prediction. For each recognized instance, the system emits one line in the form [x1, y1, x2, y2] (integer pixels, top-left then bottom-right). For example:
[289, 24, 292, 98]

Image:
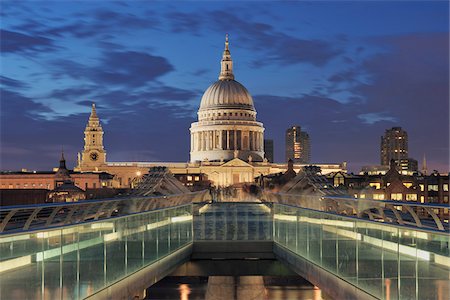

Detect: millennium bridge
[1, 190, 449, 300]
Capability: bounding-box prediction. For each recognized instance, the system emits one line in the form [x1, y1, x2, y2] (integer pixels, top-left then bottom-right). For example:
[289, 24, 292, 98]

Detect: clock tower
[79, 103, 106, 171]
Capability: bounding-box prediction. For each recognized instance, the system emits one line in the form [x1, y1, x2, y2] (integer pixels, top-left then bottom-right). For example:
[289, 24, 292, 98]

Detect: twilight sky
[1, 1, 449, 173]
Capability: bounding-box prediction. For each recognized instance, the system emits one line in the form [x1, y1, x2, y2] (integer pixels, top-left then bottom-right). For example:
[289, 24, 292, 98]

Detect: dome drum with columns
[190, 35, 265, 163]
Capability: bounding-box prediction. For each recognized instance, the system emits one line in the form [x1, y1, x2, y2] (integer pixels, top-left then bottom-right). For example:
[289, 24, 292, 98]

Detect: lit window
[428, 185, 438, 192]
[406, 194, 417, 201]
[373, 194, 385, 200]
[443, 184, 448, 192]
[359, 194, 366, 199]
[194, 176, 200, 181]
[420, 196, 424, 203]
[369, 182, 380, 189]
[403, 182, 412, 188]
[391, 193, 402, 201]
[187, 176, 193, 181]
[419, 184, 425, 191]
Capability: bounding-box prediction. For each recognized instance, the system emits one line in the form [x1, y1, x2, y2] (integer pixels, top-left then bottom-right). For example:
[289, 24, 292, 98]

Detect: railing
[0, 191, 209, 233]
[193, 202, 272, 241]
[273, 203, 450, 300]
[263, 192, 449, 231]
[1, 196, 448, 300]
[0, 203, 193, 300]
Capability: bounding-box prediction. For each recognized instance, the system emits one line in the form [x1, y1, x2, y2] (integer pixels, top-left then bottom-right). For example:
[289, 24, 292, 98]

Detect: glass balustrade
[0, 204, 193, 300]
[1, 201, 448, 300]
[273, 203, 450, 300]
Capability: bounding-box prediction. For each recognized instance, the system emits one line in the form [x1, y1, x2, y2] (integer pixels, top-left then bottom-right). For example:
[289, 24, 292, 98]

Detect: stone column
[206, 276, 235, 300]
[236, 276, 266, 300]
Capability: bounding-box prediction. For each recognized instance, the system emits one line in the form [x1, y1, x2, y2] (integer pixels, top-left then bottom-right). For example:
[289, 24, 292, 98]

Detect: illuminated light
[434, 254, 450, 267]
[273, 214, 296, 221]
[91, 223, 114, 230]
[0, 255, 32, 273]
[147, 219, 171, 230]
[103, 232, 120, 242]
[298, 216, 355, 228]
[171, 215, 193, 223]
[136, 171, 142, 176]
[36, 231, 61, 239]
[258, 204, 271, 213]
[198, 204, 211, 214]
[179, 284, 191, 300]
[322, 225, 362, 240]
[363, 236, 430, 261]
[0, 234, 30, 243]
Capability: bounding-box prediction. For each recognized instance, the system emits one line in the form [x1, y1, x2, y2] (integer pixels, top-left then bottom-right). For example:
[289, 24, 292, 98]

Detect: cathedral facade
[76, 36, 346, 187]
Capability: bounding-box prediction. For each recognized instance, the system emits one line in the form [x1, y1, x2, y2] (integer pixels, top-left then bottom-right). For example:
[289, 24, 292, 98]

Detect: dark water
[145, 276, 332, 300]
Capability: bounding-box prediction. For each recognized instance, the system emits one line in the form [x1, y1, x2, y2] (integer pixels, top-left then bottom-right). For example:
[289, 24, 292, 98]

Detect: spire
[86, 102, 101, 129]
[219, 34, 235, 81]
[422, 153, 427, 175]
[59, 147, 66, 169]
[90, 103, 98, 119]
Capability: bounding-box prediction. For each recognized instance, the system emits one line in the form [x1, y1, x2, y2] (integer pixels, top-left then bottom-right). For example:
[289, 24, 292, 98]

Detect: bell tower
[79, 103, 106, 170]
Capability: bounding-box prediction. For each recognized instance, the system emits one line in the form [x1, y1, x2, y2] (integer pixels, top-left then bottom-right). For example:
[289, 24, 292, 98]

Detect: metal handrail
[0, 191, 210, 234]
[262, 192, 449, 231]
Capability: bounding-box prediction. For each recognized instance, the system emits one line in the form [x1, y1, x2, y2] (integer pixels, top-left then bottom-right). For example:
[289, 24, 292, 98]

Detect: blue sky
[1, 1, 449, 173]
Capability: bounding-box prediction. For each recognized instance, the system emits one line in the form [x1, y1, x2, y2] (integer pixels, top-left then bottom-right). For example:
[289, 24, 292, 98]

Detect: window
[419, 184, 425, 191]
[373, 194, 385, 200]
[443, 184, 448, 192]
[334, 175, 344, 187]
[369, 182, 380, 189]
[428, 185, 438, 192]
[187, 176, 193, 181]
[93, 183, 96, 188]
[194, 176, 200, 181]
[359, 194, 366, 199]
[420, 196, 425, 203]
[403, 182, 412, 188]
[391, 193, 402, 201]
[406, 194, 417, 201]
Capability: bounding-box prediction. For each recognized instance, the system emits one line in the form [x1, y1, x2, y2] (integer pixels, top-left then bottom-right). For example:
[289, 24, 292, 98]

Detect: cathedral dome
[190, 35, 265, 163]
[199, 79, 255, 111]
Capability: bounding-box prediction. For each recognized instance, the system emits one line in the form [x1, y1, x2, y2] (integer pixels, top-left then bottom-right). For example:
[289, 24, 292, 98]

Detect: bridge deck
[0, 198, 448, 300]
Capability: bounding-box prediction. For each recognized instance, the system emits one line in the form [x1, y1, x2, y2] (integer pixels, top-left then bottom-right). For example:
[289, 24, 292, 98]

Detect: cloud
[0, 76, 29, 89]
[358, 113, 397, 124]
[93, 51, 174, 87]
[209, 11, 341, 66]
[51, 51, 174, 88]
[0, 29, 56, 53]
[166, 12, 202, 35]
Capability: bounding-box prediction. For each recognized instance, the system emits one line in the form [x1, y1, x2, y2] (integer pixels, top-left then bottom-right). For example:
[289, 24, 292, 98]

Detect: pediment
[221, 158, 253, 168]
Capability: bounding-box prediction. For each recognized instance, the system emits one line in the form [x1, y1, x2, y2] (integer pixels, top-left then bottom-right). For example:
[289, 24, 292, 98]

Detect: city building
[264, 139, 274, 163]
[74, 36, 346, 187]
[79, 103, 107, 170]
[380, 127, 417, 174]
[0, 154, 114, 191]
[285, 126, 310, 163]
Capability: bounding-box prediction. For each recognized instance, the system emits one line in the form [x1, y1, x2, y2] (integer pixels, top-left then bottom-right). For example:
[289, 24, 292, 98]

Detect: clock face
[90, 152, 98, 161]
